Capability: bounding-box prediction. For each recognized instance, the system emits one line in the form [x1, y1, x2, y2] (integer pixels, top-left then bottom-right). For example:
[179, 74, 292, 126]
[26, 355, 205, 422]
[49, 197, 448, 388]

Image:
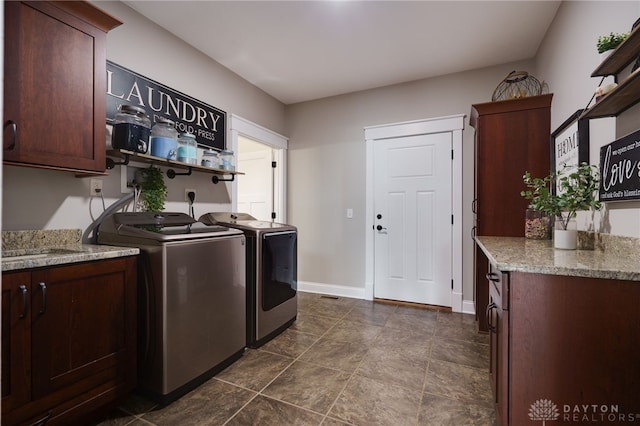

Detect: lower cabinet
[2, 257, 137, 425]
[486, 261, 640, 425]
[486, 262, 508, 425]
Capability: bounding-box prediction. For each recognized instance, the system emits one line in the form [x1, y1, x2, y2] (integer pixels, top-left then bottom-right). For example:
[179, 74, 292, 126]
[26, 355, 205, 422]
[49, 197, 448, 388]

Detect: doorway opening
[230, 115, 288, 223]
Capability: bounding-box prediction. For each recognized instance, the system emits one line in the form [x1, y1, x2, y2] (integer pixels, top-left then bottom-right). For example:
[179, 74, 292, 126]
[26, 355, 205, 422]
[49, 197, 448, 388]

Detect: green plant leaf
[520, 163, 601, 230]
[140, 166, 167, 212]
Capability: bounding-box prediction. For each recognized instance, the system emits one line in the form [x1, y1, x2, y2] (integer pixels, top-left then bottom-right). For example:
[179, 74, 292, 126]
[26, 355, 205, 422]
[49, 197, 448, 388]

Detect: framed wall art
[106, 61, 227, 150]
[551, 109, 590, 172]
[599, 128, 640, 202]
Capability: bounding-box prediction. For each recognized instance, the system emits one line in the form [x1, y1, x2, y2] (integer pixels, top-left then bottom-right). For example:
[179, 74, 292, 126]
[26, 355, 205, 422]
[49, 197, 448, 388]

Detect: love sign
[599, 128, 640, 202]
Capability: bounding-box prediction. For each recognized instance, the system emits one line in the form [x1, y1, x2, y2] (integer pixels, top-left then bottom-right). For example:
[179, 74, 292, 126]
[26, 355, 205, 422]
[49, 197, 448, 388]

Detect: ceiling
[123, 1, 561, 105]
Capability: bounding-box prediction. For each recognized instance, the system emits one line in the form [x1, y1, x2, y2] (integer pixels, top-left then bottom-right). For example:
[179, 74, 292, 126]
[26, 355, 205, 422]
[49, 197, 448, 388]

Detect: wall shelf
[106, 149, 242, 184]
[591, 25, 640, 77]
[581, 24, 640, 120]
[581, 68, 640, 119]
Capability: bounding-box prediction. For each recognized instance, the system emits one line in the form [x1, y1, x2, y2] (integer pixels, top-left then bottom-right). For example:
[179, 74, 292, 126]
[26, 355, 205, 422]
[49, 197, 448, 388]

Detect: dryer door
[261, 231, 297, 311]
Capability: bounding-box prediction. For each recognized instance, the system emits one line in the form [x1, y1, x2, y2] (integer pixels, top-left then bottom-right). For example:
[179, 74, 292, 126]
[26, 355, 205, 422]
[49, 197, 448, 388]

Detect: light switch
[346, 208, 353, 219]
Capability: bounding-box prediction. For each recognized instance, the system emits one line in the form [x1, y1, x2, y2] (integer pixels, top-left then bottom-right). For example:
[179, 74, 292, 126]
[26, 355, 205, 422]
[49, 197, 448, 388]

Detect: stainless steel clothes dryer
[97, 212, 246, 404]
[199, 212, 297, 348]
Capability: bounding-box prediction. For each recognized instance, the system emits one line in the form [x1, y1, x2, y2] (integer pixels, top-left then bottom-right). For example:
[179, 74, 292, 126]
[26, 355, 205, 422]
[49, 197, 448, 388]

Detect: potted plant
[597, 32, 629, 56]
[139, 166, 167, 212]
[521, 163, 602, 249]
[520, 172, 555, 240]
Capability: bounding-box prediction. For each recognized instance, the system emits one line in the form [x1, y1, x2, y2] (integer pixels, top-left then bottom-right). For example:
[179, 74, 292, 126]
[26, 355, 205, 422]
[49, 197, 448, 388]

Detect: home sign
[106, 61, 226, 150]
[599, 128, 640, 202]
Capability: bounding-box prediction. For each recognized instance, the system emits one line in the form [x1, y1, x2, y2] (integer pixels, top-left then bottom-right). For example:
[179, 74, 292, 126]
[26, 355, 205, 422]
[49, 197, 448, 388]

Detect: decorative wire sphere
[492, 70, 543, 101]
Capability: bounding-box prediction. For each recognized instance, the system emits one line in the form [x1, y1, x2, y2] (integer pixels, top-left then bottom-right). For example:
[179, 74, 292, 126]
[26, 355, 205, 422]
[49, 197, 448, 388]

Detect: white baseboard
[298, 281, 367, 300]
[299, 281, 476, 318]
[462, 299, 476, 315]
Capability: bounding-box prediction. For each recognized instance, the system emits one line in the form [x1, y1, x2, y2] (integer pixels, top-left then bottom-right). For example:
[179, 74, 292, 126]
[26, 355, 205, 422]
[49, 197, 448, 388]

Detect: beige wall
[286, 1, 640, 304]
[285, 59, 535, 302]
[536, 1, 640, 237]
[2, 2, 286, 233]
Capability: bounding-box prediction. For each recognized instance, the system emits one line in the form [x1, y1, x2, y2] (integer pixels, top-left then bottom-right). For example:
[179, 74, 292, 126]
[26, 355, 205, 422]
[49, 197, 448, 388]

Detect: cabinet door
[471, 95, 552, 237]
[487, 267, 509, 426]
[30, 258, 136, 400]
[3, 1, 115, 173]
[1, 272, 32, 412]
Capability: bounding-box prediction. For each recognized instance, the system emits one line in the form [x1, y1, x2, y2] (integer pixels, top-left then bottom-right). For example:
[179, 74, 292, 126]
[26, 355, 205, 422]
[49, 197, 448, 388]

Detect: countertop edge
[476, 236, 640, 282]
[2, 245, 140, 272]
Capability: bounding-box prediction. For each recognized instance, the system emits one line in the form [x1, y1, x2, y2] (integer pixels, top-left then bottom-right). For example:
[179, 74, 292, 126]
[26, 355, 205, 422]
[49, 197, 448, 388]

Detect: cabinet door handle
[30, 410, 52, 426]
[38, 282, 47, 315]
[4, 120, 17, 151]
[486, 272, 500, 282]
[471, 226, 477, 241]
[486, 302, 497, 333]
[472, 198, 477, 213]
[19, 285, 28, 319]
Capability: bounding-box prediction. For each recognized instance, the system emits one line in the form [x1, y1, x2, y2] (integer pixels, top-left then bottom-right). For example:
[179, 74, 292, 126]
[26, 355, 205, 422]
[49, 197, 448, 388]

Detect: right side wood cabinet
[486, 262, 640, 425]
[470, 94, 552, 332]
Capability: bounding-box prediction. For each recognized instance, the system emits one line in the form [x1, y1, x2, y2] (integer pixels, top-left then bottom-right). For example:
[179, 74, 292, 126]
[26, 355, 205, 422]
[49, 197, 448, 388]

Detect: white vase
[554, 229, 577, 250]
[600, 49, 614, 62]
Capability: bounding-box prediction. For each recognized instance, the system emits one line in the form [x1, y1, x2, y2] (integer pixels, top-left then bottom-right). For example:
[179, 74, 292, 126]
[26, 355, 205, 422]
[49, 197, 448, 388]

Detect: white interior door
[373, 132, 452, 306]
[237, 137, 274, 221]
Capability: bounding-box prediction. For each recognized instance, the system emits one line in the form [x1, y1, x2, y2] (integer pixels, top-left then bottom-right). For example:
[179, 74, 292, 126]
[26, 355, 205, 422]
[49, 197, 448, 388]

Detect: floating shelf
[581, 24, 640, 120]
[106, 149, 243, 184]
[591, 25, 640, 77]
[581, 68, 640, 119]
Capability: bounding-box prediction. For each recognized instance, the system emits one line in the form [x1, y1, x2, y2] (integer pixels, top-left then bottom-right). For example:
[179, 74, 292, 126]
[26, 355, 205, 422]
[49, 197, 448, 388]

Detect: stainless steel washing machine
[97, 212, 246, 404]
[199, 212, 297, 348]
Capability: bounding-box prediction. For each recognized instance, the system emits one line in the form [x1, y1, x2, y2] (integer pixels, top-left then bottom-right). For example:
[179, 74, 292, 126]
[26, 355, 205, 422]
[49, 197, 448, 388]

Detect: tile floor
[95, 292, 496, 426]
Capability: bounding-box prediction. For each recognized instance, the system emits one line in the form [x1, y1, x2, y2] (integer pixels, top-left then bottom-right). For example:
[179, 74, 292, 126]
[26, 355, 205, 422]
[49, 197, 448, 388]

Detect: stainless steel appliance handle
[262, 231, 296, 239]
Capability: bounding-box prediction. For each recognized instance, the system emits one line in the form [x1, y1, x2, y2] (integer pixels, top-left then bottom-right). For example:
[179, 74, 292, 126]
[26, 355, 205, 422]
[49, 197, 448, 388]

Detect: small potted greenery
[521, 163, 602, 249]
[139, 166, 167, 212]
[597, 32, 629, 55]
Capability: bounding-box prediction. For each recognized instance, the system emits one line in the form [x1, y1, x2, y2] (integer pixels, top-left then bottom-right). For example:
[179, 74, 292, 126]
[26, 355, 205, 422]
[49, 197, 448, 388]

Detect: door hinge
[272, 161, 277, 168]
[451, 215, 454, 225]
[451, 279, 454, 290]
[451, 149, 454, 160]
[271, 212, 276, 219]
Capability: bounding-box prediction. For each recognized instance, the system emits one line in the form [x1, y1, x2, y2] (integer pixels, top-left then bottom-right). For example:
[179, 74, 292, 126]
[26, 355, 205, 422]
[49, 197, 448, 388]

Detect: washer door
[261, 231, 297, 311]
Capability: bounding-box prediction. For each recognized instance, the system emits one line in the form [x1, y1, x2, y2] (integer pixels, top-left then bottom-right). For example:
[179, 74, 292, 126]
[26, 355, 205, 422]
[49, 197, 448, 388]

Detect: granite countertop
[475, 235, 640, 281]
[2, 229, 139, 272]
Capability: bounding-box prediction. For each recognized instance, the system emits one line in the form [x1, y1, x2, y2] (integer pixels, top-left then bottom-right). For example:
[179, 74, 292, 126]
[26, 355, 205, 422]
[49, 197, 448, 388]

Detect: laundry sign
[599, 128, 640, 202]
[106, 61, 226, 150]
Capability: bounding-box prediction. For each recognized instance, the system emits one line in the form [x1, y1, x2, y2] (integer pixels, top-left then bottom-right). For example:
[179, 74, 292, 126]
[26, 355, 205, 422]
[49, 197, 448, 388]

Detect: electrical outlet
[90, 178, 103, 196]
[185, 188, 196, 202]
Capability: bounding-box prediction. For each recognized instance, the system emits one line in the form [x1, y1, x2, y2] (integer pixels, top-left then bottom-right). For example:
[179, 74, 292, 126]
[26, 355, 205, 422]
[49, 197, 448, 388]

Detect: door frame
[229, 114, 288, 222]
[364, 115, 465, 312]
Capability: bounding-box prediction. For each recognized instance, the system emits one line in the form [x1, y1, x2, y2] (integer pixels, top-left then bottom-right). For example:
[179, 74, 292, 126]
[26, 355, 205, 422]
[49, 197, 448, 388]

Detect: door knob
[376, 225, 387, 231]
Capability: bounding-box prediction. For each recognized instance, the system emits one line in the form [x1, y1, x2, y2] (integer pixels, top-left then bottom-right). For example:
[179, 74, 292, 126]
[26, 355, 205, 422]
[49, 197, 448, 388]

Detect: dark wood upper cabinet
[3, 1, 121, 174]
